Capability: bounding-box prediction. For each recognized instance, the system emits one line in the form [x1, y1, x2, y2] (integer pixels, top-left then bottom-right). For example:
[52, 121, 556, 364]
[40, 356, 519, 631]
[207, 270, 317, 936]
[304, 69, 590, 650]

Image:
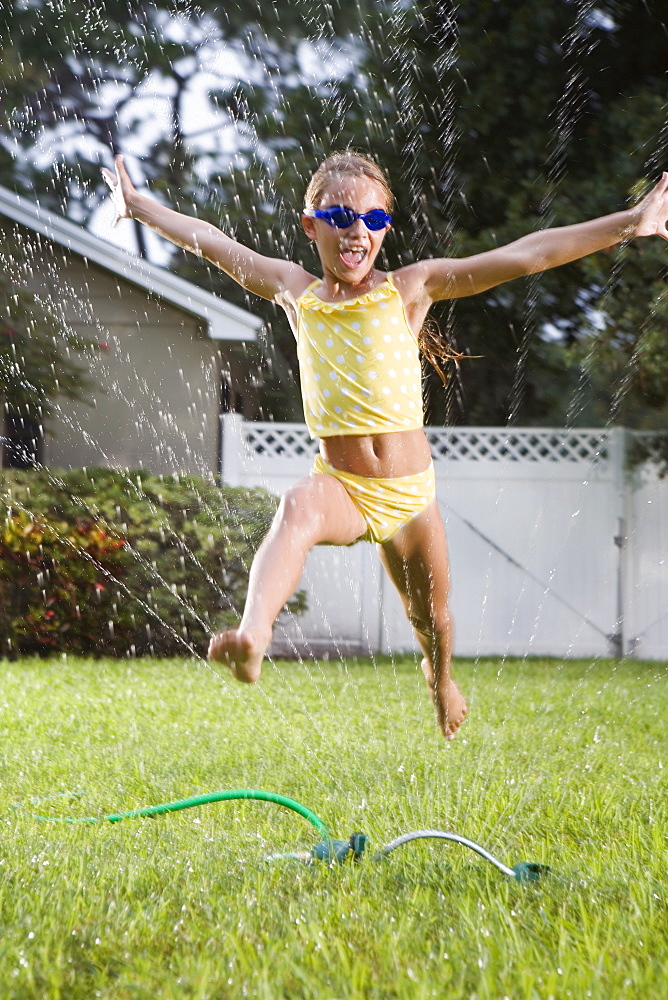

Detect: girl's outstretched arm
[101, 155, 309, 301]
[407, 173, 668, 303]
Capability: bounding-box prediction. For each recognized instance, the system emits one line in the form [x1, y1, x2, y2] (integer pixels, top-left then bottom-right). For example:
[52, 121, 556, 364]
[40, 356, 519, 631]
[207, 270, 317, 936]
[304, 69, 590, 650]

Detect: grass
[0, 652, 666, 999]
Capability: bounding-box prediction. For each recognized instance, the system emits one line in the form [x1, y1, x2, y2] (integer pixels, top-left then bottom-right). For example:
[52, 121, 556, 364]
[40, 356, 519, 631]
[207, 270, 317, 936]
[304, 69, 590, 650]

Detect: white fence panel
[625, 464, 668, 659]
[436, 460, 620, 658]
[220, 416, 668, 660]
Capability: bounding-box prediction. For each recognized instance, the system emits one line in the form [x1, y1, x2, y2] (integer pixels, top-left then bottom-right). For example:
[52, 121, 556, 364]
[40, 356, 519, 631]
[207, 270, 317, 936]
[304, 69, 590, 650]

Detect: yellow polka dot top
[295, 273, 423, 439]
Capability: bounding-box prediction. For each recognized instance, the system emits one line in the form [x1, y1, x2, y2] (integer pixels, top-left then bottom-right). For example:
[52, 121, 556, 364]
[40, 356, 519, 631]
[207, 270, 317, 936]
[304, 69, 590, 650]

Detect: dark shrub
[0, 468, 304, 658]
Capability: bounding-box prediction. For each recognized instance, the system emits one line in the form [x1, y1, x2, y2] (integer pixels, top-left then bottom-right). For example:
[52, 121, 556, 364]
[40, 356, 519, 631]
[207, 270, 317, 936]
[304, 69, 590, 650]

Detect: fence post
[608, 427, 628, 658]
[219, 412, 245, 486]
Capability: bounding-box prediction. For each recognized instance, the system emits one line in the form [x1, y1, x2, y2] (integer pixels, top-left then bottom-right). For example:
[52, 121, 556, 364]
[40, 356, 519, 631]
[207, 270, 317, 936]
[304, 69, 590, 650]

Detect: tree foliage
[227, 0, 668, 428]
[2, 0, 667, 427]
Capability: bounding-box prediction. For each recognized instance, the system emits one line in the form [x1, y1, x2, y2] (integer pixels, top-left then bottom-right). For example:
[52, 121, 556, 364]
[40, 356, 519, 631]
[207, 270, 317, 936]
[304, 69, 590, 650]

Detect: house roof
[0, 184, 261, 342]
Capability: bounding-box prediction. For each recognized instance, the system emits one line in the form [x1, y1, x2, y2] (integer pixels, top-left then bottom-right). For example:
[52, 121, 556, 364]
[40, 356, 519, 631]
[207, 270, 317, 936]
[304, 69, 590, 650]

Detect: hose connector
[311, 831, 368, 864]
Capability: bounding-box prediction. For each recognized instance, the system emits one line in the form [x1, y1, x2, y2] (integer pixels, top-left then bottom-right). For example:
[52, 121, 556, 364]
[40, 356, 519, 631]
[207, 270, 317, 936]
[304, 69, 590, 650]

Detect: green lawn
[0, 654, 666, 999]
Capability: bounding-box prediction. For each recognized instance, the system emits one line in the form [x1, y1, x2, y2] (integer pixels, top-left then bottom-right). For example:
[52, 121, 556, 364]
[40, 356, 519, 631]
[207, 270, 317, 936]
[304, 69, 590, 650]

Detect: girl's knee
[275, 482, 328, 542]
[277, 488, 314, 532]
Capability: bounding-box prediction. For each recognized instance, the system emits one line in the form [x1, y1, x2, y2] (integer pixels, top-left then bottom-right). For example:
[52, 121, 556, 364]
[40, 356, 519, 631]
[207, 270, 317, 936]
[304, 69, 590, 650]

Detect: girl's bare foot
[442, 677, 468, 741]
[207, 628, 269, 683]
[421, 657, 468, 741]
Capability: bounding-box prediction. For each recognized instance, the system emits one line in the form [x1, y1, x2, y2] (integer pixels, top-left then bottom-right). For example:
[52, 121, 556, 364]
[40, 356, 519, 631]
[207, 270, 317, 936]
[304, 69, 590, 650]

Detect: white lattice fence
[220, 416, 668, 659]
[235, 420, 614, 467]
[426, 427, 612, 465]
[244, 423, 318, 459]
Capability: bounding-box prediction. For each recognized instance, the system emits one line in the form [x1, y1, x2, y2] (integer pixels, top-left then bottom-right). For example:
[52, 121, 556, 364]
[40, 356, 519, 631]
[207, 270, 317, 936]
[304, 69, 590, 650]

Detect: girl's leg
[377, 500, 468, 741]
[209, 474, 365, 682]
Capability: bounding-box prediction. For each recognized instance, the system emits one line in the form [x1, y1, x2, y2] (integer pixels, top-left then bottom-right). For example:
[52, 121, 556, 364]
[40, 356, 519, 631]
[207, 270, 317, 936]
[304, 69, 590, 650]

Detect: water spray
[17, 788, 548, 883]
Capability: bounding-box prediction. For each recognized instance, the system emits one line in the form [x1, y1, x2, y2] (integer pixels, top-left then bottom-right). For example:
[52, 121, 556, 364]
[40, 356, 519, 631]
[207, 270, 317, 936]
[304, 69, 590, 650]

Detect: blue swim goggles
[303, 205, 392, 231]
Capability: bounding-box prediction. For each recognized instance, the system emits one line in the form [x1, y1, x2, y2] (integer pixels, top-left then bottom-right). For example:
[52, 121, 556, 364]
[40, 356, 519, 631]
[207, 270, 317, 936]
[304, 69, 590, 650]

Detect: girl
[102, 151, 668, 742]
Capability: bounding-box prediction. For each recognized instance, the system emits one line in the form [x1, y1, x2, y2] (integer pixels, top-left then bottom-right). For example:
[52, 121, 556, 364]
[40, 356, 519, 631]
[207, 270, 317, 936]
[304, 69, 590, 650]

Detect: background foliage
[0, 0, 666, 429]
[0, 468, 302, 657]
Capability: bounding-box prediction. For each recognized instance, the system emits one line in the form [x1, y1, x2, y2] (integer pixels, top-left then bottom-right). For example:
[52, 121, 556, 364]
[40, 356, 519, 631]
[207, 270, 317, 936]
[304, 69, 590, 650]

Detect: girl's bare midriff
[320, 427, 432, 479]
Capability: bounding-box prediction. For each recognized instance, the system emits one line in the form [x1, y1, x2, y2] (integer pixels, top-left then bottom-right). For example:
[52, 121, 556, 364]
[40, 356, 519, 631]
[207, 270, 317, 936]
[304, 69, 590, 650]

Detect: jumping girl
[102, 151, 668, 741]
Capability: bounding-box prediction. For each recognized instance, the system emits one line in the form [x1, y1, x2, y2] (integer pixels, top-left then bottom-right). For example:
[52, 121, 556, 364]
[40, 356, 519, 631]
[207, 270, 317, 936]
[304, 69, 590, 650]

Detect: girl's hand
[101, 154, 136, 227]
[633, 172, 668, 241]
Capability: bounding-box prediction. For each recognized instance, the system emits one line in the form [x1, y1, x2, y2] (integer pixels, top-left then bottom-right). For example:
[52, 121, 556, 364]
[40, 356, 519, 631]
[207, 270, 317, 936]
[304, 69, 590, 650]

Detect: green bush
[0, 468, 304, 658]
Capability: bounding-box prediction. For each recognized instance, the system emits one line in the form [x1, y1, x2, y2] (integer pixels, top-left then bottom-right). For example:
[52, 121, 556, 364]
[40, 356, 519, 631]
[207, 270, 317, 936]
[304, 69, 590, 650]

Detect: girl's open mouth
[340, 246, 368, 268]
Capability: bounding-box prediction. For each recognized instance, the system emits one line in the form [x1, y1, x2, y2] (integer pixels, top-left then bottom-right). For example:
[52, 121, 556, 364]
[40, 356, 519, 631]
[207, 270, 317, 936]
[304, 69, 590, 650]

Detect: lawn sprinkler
[265, 831, 369, 865]
[370, 830, 548, 882]
[279, 829, 548, 882]
[17, 788, 548, 883]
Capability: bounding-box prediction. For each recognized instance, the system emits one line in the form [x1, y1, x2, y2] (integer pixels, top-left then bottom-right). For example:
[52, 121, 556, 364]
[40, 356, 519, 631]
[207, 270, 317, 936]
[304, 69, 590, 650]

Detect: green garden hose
[20, 788, 330, 840]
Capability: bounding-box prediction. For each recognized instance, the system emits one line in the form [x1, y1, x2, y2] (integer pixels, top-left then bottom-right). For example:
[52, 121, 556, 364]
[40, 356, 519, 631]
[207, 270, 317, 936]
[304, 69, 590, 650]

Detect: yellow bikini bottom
[311, 453, 436, 544]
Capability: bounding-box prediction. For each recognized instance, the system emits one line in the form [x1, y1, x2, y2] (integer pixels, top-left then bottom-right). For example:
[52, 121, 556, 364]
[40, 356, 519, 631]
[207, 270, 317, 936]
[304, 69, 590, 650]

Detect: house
[0, 184, 262, 476]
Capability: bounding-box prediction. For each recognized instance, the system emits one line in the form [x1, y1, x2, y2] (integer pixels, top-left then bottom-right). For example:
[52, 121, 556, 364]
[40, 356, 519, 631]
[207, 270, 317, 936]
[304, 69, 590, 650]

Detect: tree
[161, 0, 668, 428]
[228, 0, 668, 428]
[2, 0, 667, 428]
[0, 0, 370, 420]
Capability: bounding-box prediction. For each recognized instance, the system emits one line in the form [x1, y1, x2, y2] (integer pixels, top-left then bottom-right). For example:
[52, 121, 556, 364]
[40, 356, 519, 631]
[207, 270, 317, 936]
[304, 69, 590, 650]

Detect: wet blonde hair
[304, 149, 394, 212]
[418, 318, 473, 385]
[304, 150, 471, 382]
